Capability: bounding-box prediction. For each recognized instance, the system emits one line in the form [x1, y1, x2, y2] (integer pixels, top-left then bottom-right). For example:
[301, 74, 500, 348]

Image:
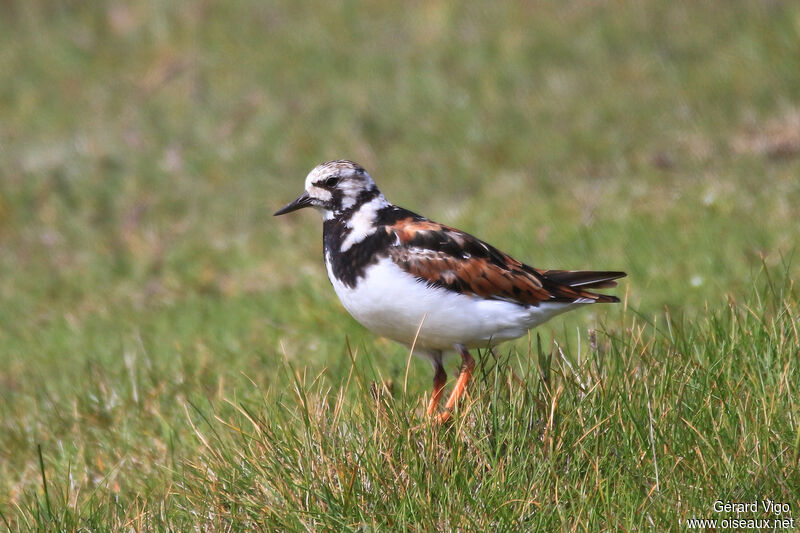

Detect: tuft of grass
[19, 268, 784, 530]
[168, 270, 798, 530]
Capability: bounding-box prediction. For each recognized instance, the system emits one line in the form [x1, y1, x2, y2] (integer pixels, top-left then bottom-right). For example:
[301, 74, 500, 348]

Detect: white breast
[324, 256, 581, 351]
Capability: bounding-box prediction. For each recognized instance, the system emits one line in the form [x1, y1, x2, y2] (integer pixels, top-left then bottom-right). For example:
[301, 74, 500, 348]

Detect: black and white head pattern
[304, 160, 385, 219]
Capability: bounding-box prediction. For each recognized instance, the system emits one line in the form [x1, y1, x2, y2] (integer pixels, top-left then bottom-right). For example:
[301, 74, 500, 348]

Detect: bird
[275, 160, 625, 423]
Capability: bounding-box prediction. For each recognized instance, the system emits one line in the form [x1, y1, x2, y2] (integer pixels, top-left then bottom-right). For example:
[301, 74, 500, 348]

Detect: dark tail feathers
[542, 270, 627, 303]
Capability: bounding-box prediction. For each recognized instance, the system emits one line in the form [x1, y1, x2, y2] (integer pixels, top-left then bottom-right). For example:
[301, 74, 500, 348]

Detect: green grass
[1, 0, 799, 530]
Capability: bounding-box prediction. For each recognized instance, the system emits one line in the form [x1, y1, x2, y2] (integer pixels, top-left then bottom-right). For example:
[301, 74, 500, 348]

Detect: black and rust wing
[382, 209, 625, 306]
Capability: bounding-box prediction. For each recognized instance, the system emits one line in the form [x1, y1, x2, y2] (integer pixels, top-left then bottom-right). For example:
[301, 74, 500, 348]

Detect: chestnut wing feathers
[384, 212, 624, 306]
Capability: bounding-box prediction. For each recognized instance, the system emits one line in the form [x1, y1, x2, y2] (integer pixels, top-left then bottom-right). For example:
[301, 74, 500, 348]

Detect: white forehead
[304, 165, 330, 189]
[303, 160, 374, 190]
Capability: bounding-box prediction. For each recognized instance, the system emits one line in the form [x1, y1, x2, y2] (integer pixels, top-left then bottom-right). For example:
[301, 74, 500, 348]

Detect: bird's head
[274, 160, 384, 219]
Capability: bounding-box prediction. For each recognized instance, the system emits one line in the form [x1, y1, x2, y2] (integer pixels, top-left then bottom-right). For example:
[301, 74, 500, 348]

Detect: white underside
[325, 256, 585, 351]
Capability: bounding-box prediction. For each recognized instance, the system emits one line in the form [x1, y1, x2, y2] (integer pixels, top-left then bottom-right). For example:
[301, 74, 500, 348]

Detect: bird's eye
[324, 176, 340, 187]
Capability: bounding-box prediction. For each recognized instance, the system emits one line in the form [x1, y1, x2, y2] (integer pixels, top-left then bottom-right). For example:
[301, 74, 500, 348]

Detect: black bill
[274, 191, 312, 216]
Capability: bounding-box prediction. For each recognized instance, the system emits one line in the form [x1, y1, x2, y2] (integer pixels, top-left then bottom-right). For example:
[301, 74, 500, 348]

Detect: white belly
[325, 256, 580, 351]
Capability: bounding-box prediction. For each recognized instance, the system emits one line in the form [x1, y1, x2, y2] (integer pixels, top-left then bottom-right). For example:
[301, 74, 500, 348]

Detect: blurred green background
[1, 0, 798, 527]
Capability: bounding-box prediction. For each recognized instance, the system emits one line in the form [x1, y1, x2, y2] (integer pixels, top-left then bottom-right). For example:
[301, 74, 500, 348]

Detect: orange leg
[435, 344, 475, 424]
[426, 363, 447, 416]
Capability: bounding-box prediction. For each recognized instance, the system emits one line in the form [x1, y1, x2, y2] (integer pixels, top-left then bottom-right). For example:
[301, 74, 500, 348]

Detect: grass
[1, 0, 799, 530]
[183, 279, 799, 530]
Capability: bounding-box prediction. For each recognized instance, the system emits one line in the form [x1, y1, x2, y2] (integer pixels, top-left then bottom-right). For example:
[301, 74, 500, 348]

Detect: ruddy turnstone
[275, 160, 625, 422]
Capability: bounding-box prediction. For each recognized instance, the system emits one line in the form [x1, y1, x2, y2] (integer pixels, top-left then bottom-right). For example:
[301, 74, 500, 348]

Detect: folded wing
[385, 212, 625, 306]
